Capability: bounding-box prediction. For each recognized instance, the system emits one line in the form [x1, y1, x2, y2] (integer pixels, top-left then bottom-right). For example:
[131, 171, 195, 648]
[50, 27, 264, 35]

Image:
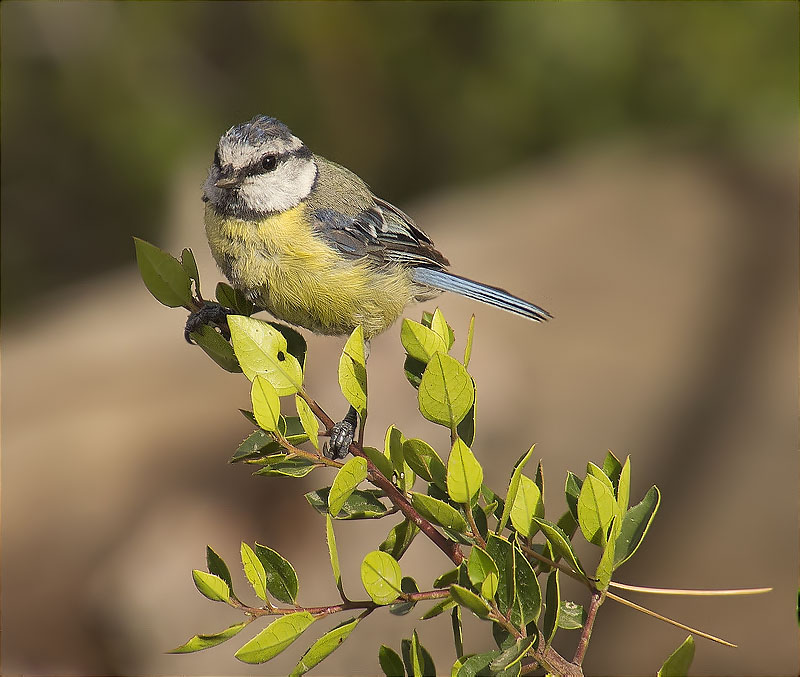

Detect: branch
[572, 590, 604, 665]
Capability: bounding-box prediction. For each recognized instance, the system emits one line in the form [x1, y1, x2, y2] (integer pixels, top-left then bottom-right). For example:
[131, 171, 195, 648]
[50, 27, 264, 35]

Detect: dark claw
[325, 406, 358, 460]
[184, 302, 232, 344]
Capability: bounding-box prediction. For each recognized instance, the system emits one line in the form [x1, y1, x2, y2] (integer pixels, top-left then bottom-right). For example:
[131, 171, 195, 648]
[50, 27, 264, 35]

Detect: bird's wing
[311, 197, 450, 269]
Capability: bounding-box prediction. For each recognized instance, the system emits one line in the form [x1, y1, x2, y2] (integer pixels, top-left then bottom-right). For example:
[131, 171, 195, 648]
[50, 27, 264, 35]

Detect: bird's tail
[411, 267, 552, 322]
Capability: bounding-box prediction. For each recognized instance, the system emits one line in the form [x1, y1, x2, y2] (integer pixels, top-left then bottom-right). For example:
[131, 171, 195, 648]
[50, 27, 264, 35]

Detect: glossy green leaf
[410, 492, 468, 532]
[380, 519, 420, 561]
[596, 516, 619, 589]
[510, 474, 544, 538]
[403, 438, 447, 489]
[456, 396, 476, 447]
[434, 567, 460, 589]
[564, 472, 583, 521]
[361, 551, 403, 605]
[454, 650, 501, 677]
[429, 308, 454, 347]
[511, 545, 541, 627]
[338, 325, 368, 417]
[268, 322, 308, 370]
[616, 455, 631, 518]
[402, 631, 437, 677]
[206, 546, 234, 594]
[452, 605, 464, 657]
[384, 425, 405, 474]
[390, 576, 420, 616]
[241, 542, 268, 601]
[251, 375, 281, 432]
[229, 315, 303, 394]
[614, 485, 660, 568]
[325, 514, 343, 596]
[447, 439, 483, 505]
[463, 314, 476, 368]
[306, 487, 390, 519]
[379, 644, 406, 677]
[531, 517, 585, 577]
[486, 534, 516, 615]
[468, 546, 499, 599]
[328, 457, 368, 515]
[294, 396, 319, 450]
[363, 445, 394, 479]
[586, 462, 615, 496]
[190, 324, 242, 372]
[403, 354, 427, 389]
[216, 281, 255, 316]
[489, 635, 536, 672]
[420, 596, 457, 620]
[168, 621, 249, 653]
[450, 584, 491, 618]
[557, 600, 587, 629]
[234, 612, 315, 664]
[401, 318, 448, 363]
[497, 445, 536, 534]
[254, 543, 298, 604]
[232, 431, 280, 463]
[602, 451, 623, 489]
[542, 570, 560, 645]
[180, 248, 200, 291]
[191, 570, 230, 603]
[418, 353, 474, 429]
[290, 616, 361, 676]
[254, 456, 319, 477]
[658, 635, 695, 677]
[577, 474, 616, 547]
[134, 237, 192, 307]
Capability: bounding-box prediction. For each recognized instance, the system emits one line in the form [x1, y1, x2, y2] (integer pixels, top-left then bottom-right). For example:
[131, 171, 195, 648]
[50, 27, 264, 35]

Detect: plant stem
[465, 504, 487, 548]
[573, 590, 604, 666]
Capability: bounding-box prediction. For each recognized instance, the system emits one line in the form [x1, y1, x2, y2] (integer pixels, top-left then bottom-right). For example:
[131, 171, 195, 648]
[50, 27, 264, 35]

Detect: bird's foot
[185, 302, 232, 344]
[325, 406, 358, 460]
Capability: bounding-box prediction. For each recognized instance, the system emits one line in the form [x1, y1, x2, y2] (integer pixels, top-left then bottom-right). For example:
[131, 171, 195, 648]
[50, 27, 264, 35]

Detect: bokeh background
[2, 2, 797, 675]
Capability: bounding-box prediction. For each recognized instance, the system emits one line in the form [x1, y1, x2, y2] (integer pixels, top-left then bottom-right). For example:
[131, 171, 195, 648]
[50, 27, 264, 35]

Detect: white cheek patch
[238, 156, 317, 213]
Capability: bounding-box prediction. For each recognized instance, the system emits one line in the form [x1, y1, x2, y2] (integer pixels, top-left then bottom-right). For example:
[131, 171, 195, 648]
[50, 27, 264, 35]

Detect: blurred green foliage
[1, 2, 796, 313]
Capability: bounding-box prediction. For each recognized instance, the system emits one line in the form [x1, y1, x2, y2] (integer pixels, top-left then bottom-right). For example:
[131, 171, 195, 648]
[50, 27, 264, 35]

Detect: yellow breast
[204, 203, 416, 338]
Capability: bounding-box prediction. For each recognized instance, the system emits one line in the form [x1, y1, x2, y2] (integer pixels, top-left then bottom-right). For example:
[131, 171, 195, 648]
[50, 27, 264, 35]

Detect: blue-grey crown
[223, 115, 294, 147]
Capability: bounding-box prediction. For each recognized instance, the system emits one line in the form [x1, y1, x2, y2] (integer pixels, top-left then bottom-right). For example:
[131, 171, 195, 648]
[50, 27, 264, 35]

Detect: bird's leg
[184, 302, 232, 344]
[326, 406, 358, 460]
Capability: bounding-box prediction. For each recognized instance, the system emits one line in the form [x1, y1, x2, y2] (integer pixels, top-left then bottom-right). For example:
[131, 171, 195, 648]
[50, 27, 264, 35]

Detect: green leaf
[454, 650, 501, 677]
[450, 584, 491, 618]
[531, 517, 585, 577]
[403, 438, 447, 489]
[564, 472, 583, 521]
[216, 281, 255, 316]
[338, 325, 367, 417]
[295, 396, 319, 450]
[325, 514, 343, 596]
[133, 237, 192, 307]
[557, 600, 587, 629]
[168, 621, 249, 653]
[410, 492, 468, 532]
[191, 570, 230, 603]
[613, 485, 660, 568]
[390, 576, 420, 616]
[189, 324, 242, 372]
[401, 318, 448, 363]
[595, 515, 619, 589]
[489, 635, 536, 672]
[385, 426, 414, 492]
[361, 551, 403, 605]
[577, 474, 616, 547]
[429, 308, 454, 349]
[364, 445, 394, 479]
[306, 487, 390, 519]
[602, 451, 623, 489]
[658, 635, 695, 677]
[456, 396, 476, 447]
[206, 546, 234, 594]
[434, 567, 460, 589]
[418, 353, 474, 429]
[251, 375, 281, 432]
[542, 570, 560, 645]
[254, 456, 319, 477]
[402, 631, 437, 677]
[180, 248, 200, 292]
[509, 474, 544, 538]
[497, 445, 536, 534]
[404, 354, 427, 389]
[486, 534, 516, 616]
[586, 462, 615, 496]
[447, 439, 483, 505]
[452, 605, 464, 657]
[511, 545, 541, 627]
[379, 644, 406, 677]
[463, 314, 475, 368]
[616, 455, 631, 518]
[229, 315, 303, 394]
[420, 596, 457, 620]
[290, 616, 361, 676]
[254, 543, 299, 604]
[380, 519, 420, 561]
[241, 542, 268, 601]
[328, 457, 368, 515]
[468, 546, 499, 600]
[234, 612, 315, 664]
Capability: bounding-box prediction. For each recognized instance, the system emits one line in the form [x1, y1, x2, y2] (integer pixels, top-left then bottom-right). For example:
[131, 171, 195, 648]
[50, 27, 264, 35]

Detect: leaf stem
[609, 581, 772, 596]
[573, 590, 604, 665]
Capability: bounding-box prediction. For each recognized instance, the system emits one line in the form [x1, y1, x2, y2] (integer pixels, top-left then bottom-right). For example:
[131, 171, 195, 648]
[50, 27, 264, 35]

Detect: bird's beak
[215, 165, 241, 189]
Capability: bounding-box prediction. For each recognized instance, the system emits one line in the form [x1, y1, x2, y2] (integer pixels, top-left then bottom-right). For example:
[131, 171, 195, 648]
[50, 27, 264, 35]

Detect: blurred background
[2, 2, 797, 675]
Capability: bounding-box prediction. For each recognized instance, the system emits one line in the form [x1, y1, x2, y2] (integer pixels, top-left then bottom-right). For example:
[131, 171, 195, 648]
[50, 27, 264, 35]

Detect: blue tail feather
[411, 267, 552, 322]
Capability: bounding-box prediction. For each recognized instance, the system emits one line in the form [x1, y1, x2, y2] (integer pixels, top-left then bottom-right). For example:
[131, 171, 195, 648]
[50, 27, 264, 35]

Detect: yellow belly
[204, 203, 416, 338]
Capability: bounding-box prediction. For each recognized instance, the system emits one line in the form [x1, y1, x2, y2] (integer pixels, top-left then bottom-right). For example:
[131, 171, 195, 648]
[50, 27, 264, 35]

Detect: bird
[195, 115, 551, 456]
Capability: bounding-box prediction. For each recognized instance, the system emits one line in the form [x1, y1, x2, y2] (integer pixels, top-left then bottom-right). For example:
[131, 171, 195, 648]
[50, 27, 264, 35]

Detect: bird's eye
[260, 155, 278, 172]
[213, 149, 221, 167]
